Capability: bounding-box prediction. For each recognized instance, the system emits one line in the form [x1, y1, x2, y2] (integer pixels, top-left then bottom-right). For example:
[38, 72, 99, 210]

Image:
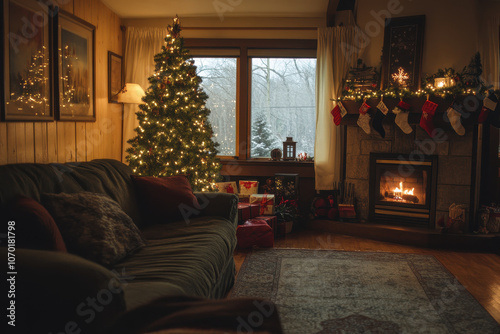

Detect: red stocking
[420, 100, 438, 137]
[331, 102, 347, 126]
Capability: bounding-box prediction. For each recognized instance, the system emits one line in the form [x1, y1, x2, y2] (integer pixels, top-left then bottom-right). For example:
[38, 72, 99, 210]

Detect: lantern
[282, 137, 296, 161]
[434, 77, 455, 89]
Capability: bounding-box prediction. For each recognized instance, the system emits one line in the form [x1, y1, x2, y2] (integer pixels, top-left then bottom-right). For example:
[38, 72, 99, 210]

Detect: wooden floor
[233, 229, 500, 324]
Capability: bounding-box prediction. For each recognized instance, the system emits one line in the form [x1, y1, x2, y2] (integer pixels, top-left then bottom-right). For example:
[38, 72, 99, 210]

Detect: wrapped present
[250, 194, 275, 215]
[215, 181, 238, 194]
[238, 193, 250, 203]
[239, 180, 259, 195]
[238, 203, 251, 223]
[446, 203, 467, 234]
[312, 195, 336, 219]
[338, 204, 356, 221]
[236, 220, 274, 248]
[254, 215, 277, 237]
[249, 203, 260, 218]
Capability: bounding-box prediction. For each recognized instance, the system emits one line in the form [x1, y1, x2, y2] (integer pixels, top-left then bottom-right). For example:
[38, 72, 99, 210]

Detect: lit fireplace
[369, 153, 438, 227]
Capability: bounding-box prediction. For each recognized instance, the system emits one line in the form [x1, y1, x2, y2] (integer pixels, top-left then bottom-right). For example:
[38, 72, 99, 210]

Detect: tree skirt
[230, 249, 499, 334]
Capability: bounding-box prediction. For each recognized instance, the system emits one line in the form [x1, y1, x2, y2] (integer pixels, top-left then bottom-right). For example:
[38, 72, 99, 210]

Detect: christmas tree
[126, 17, 221, 192]
[251, 113, 276, 157]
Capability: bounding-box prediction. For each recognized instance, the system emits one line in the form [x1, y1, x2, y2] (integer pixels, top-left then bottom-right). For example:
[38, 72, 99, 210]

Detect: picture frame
[108, 51, 122, 103]
[55, 10, 95, 121]
[381, 15, 425, 91]
[1, 0, 54, 121]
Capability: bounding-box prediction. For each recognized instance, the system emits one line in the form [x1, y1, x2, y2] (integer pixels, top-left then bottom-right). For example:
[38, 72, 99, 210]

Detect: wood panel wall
[0, 0, 123, 165]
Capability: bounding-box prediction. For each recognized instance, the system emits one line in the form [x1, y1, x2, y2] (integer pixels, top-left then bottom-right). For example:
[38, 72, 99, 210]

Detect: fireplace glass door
[369, 154, 437, 227]
[378, 166, 428, 207]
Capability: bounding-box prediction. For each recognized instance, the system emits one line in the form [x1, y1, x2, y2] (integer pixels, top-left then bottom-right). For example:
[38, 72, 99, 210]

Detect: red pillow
[4, 196, 67, 252]
[132, 175, 200, 223]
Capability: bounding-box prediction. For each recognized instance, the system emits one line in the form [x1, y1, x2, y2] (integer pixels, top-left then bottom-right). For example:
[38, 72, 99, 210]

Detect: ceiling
[100, 0, 330, 19]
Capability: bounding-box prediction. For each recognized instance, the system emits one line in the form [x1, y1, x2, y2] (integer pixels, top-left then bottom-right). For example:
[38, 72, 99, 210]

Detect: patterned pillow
[42, 192, 146, 267]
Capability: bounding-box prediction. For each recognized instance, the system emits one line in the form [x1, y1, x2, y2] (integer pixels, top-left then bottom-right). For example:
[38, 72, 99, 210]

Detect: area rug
[230, 249, 500, 334]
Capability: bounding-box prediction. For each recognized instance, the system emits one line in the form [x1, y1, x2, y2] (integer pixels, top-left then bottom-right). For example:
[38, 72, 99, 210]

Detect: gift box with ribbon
[250, 194, 275, 215]
[237, 203, 251, 223]
[239, 180, 259, 195]
[215, 181, 238, 194]
[236, 219, 274, 248]
[254, 215, 278, 237]
[249, 203, 260, 218]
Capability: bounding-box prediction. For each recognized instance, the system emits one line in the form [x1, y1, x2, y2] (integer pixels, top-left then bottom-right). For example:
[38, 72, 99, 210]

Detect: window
[250, 58, 316, 158]
[187, 39, 317, 160]
[192, 57, 237, 156]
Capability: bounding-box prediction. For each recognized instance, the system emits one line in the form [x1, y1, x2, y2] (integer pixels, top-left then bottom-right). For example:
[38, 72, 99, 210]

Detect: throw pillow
[41, 192, 146, 267]
[132, 175, 199, 224]
[1, 196, 67, 252]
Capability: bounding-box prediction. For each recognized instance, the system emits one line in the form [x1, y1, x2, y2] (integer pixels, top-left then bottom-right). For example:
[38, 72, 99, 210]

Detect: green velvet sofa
[0, 159, 238, 333]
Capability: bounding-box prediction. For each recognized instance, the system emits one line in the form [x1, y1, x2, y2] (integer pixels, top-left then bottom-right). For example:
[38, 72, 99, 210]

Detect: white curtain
[122, 27, 167, 162]
[314, 26, 361, 190]
[479, 16, 499, 89]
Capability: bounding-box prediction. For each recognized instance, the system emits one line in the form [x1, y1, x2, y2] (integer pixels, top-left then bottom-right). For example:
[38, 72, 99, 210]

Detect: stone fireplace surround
[345, 122, 476, 229]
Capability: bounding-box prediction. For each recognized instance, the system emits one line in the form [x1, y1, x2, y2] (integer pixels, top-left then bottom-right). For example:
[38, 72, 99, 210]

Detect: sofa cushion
[42, 192, 146, 267]
[0, 159, 143, 227]
[123, 282, 186, 310]
[114, 215, 236, 300]
[2, 196, 67, 252]
[132, 175, 199, 224]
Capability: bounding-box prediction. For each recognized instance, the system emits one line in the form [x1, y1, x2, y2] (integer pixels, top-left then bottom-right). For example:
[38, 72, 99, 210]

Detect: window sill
[219, 159, 314, 177]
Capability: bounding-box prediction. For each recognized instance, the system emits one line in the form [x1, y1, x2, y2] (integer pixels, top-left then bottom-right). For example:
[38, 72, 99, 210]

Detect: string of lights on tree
[126, 16, 221, 192]
[60, 45, 78, 108]
[335, 53, 500, 102]
[12, 48, 49, 112]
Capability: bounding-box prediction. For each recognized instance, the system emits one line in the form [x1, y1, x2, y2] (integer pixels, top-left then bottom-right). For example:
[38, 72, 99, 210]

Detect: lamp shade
[116, 83, 145, 104]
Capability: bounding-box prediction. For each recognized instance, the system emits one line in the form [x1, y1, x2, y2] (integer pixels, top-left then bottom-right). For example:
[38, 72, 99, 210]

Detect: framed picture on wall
[1, 0, 54, 121]
[56, 10, 95, 121]
[108, 51, 122, 103]
[381, 15, 425, 91]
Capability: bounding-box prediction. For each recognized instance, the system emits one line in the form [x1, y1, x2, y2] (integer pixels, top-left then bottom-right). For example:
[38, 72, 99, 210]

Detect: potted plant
[275, 199, 300, 234]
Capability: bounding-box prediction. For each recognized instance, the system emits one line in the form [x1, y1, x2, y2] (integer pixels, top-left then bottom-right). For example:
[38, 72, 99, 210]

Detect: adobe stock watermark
[48, 268, 135, 334]
[236, 299, 276, 333]
[8, 0, 70, 54]
[213, 0, 243, 21]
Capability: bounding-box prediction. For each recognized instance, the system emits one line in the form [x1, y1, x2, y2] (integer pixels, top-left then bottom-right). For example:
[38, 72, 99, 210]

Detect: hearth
[369, 153, 438, 227]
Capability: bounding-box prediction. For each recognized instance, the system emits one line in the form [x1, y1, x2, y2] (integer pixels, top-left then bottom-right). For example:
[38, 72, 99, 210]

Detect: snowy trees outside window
[193, 57, 237, 156]
[251, 58, 316, 158]
[193, 56, 316, 159]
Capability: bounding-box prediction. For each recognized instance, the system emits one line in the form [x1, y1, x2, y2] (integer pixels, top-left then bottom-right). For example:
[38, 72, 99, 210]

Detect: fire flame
[394, 182, 414, 196]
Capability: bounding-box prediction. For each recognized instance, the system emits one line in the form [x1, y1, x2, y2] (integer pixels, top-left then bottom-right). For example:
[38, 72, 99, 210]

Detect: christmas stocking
[393, 100, 413, 134]
[357, 101, 371, 134]
[446, 106, 465, 136]
[331, 102, 347, 126]
[372, 100, 389, 138]
[479, 94, 498, 123]
[420, 100, 438, 137]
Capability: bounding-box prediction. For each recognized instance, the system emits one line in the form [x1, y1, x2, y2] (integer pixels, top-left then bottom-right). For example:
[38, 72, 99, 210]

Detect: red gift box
[249, 203, 260, 218]
[238, 203, 251, 223]
[254, 215, 278, 237]
[236, 219, 274, 248]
